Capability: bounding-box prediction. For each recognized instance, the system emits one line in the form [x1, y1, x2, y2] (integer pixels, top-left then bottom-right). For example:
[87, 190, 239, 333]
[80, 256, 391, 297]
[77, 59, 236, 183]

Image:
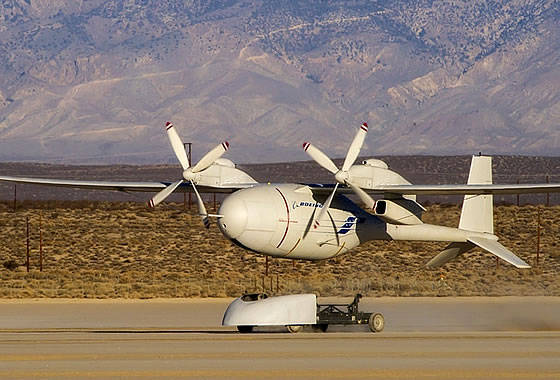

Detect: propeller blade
[347, 181, 375, 209]
[312, 183, 339, 229]
[166, 122, 190, 170]
[190, 142, 229, 173]
[302, 142, 339, 174]
[191, 180, 210, 229]
[341, 122, 368, 172]
[148, 179, 183, 208]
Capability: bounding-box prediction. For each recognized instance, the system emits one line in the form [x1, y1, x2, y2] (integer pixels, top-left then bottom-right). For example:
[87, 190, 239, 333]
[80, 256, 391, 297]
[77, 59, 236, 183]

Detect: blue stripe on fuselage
[337, 216, 357, 235]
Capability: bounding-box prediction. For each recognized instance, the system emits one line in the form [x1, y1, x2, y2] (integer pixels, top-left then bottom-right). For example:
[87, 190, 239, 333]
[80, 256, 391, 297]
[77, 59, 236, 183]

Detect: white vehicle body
[222, 294, 317, 327]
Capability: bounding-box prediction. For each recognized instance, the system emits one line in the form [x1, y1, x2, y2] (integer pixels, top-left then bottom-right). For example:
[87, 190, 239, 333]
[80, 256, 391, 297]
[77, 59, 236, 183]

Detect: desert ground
[0, 200, 558, 298]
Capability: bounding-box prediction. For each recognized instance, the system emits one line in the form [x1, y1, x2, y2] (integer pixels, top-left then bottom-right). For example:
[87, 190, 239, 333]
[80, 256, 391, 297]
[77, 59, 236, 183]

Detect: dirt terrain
[1, 298, 559, 379]
[1, 200, 558, 298]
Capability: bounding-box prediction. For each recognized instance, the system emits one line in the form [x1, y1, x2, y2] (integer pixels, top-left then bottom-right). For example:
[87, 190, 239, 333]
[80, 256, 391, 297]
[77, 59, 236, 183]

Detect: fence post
[184, 142, 193, 209]
[546, 175, 550, 207]
[39, 212, 43, 272]
[516, 179, 520, 206]
[536, 207, 541, 267]
[265, 256, 269, 276]
[26, 217, 30, 272]
[13, 185, 17, 212]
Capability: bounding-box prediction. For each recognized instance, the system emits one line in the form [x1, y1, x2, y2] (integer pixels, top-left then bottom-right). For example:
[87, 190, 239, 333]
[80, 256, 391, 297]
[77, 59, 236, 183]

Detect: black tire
[312, 324, 328, 332]
[368, 313, 384, 333]
[237, 325, 254, 333]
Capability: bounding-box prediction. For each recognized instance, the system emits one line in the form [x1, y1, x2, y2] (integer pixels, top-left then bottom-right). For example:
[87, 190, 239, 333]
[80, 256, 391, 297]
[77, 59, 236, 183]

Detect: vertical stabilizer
[459, 156, 493, 234]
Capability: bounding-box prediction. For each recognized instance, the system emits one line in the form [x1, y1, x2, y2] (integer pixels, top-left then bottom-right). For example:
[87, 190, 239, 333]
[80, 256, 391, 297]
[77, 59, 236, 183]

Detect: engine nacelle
[361, 159, 389, 169]
[195, 160, 257, 187]
[214, 158, 236, 168]
[373, 199, 423, 225]
[348, 159, 410, 187]
[348, 158, 416, 202]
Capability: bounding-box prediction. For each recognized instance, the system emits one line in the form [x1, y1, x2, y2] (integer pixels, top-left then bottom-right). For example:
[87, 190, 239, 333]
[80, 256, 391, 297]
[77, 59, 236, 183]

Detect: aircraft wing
[0, 176, 253, 193]
[369, 183, 560, 196]
[306, 183, 560, 196]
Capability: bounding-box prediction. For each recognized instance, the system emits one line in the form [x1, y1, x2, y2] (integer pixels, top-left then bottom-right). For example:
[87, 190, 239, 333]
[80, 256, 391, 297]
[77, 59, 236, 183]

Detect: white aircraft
[2, 122, 559, 269]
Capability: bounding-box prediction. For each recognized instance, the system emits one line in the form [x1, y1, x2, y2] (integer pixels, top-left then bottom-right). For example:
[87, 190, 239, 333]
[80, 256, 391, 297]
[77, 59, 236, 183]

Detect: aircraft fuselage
[217, 184, 389, 260]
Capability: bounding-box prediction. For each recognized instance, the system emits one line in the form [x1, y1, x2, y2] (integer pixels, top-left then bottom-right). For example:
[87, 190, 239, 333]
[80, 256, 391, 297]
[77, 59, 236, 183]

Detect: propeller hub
[334, 170, 349, 184]
[183, 169, 196, 182]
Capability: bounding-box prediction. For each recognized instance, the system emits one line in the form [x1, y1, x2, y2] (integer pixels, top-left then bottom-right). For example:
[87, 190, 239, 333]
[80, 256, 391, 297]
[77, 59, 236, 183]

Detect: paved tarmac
[0, 297, 559, 379]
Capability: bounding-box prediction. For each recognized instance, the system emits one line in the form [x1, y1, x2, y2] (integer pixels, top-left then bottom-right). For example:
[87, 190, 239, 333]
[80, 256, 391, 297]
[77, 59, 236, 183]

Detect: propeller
[303, 122, 375, 229]
[148, 122, 229, 228]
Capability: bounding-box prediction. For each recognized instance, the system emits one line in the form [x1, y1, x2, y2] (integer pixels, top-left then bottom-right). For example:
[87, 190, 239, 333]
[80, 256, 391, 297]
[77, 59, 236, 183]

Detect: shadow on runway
[2, 328, 295, 335]
[92, 329, 241, 334]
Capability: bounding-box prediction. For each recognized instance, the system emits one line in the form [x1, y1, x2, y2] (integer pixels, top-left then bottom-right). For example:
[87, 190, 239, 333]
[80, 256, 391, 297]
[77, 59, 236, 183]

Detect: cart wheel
[287, 325, 303, 334]
[237, 325, 254, 333]
[312, 324, 328, 332]
[369, 313, 384, 333]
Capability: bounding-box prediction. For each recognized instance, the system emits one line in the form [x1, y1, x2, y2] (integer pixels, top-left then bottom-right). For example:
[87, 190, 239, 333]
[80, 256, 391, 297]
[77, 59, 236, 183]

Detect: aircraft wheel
[286, 325, 303, 334]
[237, 325, 254, 333]
[369, 313, 384, 333]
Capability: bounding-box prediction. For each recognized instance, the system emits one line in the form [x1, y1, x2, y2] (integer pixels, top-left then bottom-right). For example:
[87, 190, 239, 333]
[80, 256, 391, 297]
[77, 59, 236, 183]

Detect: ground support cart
[223, 293, 384, 333]
[314, 294, 384, 333]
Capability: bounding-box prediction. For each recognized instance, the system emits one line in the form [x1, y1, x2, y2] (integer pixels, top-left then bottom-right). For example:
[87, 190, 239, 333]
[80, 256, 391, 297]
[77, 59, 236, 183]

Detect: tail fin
[426, 242, 474, 268]
[459, 155, 493, 234]
[427, 155, 531, 269]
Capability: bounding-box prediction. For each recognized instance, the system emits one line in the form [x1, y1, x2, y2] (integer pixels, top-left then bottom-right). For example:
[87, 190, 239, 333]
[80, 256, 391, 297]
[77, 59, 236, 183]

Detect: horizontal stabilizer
[426, 242, 474, 268]
[468, 237, 531, 269]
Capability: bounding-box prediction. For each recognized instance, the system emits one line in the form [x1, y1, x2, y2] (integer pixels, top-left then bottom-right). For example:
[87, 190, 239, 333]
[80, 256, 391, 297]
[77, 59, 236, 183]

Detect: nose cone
[218, 193, 248, 240]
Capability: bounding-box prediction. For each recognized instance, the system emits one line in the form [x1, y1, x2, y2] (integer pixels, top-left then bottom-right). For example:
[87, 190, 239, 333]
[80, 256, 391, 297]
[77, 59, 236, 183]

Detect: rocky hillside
[0, 0, 559, 164]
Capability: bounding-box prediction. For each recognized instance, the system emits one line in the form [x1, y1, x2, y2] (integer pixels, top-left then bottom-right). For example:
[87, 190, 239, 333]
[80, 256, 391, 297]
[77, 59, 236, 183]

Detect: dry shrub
[3, 259, 19, 271]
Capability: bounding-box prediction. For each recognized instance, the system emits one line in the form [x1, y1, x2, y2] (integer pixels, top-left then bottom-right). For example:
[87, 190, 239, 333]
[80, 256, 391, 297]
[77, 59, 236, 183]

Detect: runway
[1, 297, 559, 379]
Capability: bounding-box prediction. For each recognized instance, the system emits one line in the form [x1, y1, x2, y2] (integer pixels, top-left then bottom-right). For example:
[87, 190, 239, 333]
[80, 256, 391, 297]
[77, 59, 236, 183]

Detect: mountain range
[0, 0, 559, 164]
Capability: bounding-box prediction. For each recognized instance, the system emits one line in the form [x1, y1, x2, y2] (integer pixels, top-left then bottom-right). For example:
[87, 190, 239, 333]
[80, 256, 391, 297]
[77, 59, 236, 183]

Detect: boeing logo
[292, 201, 323, 210]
